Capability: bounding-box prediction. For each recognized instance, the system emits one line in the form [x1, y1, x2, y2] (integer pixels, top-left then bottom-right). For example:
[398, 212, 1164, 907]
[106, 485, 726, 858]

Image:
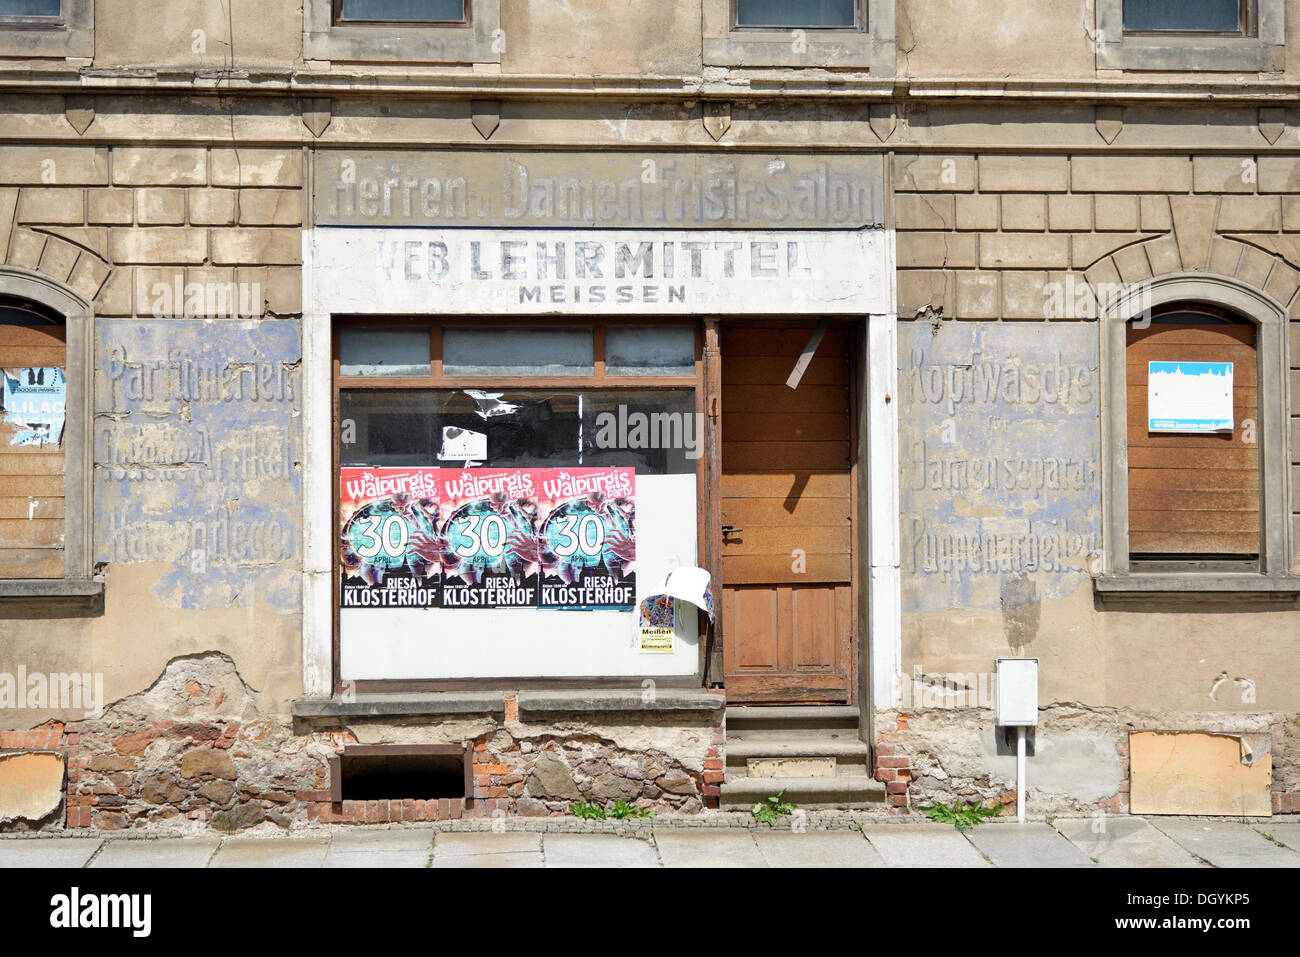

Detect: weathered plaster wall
[0, 144, 305, 732]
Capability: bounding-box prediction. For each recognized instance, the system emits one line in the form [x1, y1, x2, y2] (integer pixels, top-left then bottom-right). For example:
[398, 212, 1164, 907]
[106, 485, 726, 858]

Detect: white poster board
[1147, 361, 1233, 433]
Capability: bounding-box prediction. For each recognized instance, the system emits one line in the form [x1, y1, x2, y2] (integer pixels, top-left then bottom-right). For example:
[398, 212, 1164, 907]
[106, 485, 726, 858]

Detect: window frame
[304, 0, 499, 65]
[331, 0, 469, 27]
[0, 271, 97, 603]
[1121, 0, 1253, 36]
[730, 0, 863, 31]
[703, 0, 894, 71]
[0, 0, 93, 59]
[1096, 275, 1298, 600]
[330, 316, 708, 695]
[1096, 0, 1283, 71]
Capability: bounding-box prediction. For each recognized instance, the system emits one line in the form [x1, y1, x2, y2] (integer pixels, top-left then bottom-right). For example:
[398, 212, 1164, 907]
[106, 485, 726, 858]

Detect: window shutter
[1126, 319, 1260, 558]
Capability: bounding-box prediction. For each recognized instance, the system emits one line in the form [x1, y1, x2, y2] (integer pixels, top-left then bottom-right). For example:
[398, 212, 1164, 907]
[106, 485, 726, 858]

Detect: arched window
[1126, 305, 1260, 568]
[0, 272, 97, 601]
[1097, 276, 1298, 599]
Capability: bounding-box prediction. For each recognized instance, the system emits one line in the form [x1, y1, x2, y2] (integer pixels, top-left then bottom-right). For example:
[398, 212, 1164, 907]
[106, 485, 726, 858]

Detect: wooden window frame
[331, 0, 470, 28]
[1096, 274, 1300, 601]
[331, 316, 709, 695]
[0, 272, 98, 605]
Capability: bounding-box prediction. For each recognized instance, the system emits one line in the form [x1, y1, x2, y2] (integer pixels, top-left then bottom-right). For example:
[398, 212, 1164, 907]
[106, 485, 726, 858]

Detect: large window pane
[339, 327, 430, 377]
[340, 388, 696, 474]
[735, 0, 856, 28]
[1123, 0, 1243, 32]
[443, 328, 594, 377]
[338, 0, 465, 22]
[606, 327, 695, 377]
[0, 0, 61, 15]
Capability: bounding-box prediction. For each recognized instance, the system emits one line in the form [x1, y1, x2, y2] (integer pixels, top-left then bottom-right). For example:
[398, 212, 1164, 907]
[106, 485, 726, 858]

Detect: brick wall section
[0, 144, 302, 318]
[895, 151, 1300, 572]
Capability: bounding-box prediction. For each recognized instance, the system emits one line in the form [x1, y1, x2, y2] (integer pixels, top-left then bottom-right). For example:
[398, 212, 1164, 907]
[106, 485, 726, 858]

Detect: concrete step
[725, 705, 860, 733]
[720, 775, 886, 810]
[722, 738, 873, 780]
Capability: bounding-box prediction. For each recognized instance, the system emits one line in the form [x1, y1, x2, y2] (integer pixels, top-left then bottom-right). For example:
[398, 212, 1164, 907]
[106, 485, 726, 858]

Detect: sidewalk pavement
[1, 817, 1297, 868]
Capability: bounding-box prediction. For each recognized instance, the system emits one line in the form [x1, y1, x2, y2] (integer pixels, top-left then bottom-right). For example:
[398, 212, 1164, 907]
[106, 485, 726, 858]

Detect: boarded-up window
[1127, 308, 1260, 562]
[0, 305, 67, 579]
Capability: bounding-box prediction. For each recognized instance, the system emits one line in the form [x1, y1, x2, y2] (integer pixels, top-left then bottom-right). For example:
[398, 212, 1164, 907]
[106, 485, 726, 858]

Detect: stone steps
[723, 705, 880, 808]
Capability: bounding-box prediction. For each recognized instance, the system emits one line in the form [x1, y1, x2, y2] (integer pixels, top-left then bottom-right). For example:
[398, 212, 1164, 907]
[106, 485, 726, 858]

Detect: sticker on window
[1, 367, 66, 447]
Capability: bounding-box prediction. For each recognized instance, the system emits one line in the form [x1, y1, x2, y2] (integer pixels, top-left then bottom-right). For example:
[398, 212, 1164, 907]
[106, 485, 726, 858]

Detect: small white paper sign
[1148, 361, 1233, 433]
[438, 426, 487, 461]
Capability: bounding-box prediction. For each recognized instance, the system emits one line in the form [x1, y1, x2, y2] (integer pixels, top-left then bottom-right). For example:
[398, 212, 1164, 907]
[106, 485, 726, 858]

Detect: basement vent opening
[331, 744, 471, 802]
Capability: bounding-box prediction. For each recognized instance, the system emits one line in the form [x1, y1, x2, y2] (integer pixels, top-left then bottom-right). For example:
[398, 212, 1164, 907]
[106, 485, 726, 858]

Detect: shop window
[1097, 0, 1282, 71]
[1097, 278, 1298, 599]
[305, 0, 499, 64]
[0, 280, 96, 600]
[0, 0, 93, 58]
[333, 320, 704, 686]
[703, 0, 894, 70]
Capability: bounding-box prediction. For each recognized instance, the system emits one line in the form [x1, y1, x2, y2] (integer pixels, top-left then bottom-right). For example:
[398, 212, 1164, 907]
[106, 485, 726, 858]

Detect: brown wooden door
[719, 324, 854, 703]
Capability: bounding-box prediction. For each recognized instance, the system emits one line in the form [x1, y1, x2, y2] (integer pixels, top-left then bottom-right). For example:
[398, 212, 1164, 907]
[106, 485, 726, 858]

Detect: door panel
[720, 324, 854, 703]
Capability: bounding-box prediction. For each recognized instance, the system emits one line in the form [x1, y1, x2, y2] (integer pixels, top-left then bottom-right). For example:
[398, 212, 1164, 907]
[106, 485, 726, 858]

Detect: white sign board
[309, 228, 893, 316]
[1147, 361, 1234, 433]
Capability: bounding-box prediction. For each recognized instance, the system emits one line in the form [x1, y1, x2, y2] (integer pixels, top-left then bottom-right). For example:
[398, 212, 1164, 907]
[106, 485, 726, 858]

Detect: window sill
[1094, 574, 1300, 603]
[0, 579, 103, 607]
[292, 687, 726, 721]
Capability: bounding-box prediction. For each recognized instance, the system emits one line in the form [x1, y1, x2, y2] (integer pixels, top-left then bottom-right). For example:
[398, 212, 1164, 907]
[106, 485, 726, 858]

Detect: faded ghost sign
[313, 151, 885, 230]
[309, 228, 892, 316]
[899, 323, 1102, 613]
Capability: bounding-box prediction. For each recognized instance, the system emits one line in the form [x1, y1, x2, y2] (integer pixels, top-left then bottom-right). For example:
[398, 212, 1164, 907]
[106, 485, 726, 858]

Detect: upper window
[334, 0, 466, 24]
[305, 0, 499, 64]
[0, 0, 93, 58]
[703, 0, 894, 71]
[1097, 0, 1282, 71]
[1123, 0, 1251, 34]
[734, 0, 858, 29]
[0, 0, 62, 18]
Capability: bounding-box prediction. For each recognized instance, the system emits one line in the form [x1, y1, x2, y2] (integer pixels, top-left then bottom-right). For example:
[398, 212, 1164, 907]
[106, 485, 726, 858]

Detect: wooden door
[0, 314, 67, 578]
[720, 324, 854, 703]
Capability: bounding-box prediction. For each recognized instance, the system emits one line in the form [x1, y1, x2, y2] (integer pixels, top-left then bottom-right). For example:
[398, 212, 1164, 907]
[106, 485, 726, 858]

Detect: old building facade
[0, 0, 1296, 830]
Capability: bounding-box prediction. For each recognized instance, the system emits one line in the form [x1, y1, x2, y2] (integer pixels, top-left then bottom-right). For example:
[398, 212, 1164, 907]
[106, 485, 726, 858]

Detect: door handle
[721, 525, 743, 538]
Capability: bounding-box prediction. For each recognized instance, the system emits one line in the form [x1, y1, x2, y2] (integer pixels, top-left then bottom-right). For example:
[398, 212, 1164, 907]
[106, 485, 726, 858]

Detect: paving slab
[327, 828, 435, 851]
[542, 833, 660, 868]
[858, 826, 991, 867]
[753, 829, 886, 867]
[431, 831, 542, 868]
[655, 830, 765, 868]
[1052, 817, 1205, 868]
[0, 838, 102, 869]
[964, 823, 1095, 868]
[1152, 820, 1300, 868]
[209, 837, 331, 869]
[89, 837, 221, 869]
[1254, 822, 1300, 852]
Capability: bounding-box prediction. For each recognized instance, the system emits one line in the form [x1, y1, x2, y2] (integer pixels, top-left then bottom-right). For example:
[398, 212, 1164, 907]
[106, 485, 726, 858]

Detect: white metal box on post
[994, 658, 1038, 823]
[995, 658, 1039, 727]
